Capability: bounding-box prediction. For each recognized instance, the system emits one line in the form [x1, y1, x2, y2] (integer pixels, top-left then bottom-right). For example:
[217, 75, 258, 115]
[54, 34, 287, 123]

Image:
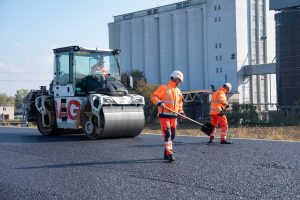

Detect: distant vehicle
[23, 46, 145, 139]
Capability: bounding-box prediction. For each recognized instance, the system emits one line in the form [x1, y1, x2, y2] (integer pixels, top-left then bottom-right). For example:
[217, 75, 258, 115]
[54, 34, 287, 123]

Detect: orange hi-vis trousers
[159, 118, 177, 156]
[210, 115, 228, 141]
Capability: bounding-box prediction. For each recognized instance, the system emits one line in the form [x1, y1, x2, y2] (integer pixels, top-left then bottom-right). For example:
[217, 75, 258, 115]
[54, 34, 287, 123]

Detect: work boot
[164, 149, 168, 160]
[167, 154, 175, 162]
[207, 135, 214, 144]
[220, 140, 232, 144]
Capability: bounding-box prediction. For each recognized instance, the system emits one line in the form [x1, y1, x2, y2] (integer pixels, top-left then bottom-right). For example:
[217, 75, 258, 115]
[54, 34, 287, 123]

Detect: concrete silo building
[270, 0, 300, 108]
[109, 0, 276, 106]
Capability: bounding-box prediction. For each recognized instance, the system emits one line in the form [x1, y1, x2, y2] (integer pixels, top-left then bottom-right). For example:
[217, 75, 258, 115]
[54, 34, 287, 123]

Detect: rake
[164, 107, 215, 136]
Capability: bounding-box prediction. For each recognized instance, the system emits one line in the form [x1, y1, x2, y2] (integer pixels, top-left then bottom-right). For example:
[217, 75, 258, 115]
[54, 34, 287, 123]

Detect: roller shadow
[0, 132, 88, 143]
[17, 158, 166, 170]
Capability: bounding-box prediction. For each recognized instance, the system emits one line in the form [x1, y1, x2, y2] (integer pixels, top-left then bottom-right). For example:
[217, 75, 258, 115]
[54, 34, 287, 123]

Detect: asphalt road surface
[0, 127, 299, 200]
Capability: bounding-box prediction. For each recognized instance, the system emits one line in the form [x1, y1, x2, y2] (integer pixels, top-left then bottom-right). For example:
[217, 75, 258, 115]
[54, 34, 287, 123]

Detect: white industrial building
[109, 0, 277, 107]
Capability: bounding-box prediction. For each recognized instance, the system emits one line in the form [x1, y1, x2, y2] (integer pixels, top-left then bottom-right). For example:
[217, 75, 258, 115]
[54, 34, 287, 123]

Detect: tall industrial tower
[109, 0, 276, 106]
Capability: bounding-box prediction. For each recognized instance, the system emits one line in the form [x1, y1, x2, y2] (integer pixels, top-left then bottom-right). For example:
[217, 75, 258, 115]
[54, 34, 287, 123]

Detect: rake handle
[163, 107, 205, 127]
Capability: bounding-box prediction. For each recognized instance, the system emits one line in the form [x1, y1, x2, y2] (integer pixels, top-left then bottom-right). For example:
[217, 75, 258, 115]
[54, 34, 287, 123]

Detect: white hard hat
[170, 70, 184, 82]
[224, 82, 232, 92]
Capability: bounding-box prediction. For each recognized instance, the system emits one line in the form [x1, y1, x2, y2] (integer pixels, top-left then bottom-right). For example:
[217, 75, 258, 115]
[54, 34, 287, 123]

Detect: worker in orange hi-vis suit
[150, 70, 185, 162]
[208, 83, 232, 144]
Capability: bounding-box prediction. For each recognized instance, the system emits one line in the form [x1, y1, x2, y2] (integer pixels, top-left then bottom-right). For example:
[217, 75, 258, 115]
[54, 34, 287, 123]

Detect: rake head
[201, 122, 215, 136]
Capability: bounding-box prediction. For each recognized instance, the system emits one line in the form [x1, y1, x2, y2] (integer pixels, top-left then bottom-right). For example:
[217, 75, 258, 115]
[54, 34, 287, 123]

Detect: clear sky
[0, 0, 180, 96]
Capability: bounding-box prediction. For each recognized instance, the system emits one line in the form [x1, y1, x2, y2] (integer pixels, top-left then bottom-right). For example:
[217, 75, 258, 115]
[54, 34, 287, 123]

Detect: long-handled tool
[164, 107, 215, 136]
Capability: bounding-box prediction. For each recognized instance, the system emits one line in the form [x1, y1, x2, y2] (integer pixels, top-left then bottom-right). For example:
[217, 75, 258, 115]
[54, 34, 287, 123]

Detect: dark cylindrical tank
[275, 8, 300, 107]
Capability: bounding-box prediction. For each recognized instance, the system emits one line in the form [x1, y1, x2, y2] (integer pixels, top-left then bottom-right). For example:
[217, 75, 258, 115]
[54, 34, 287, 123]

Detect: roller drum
[100, 106, 145, 138]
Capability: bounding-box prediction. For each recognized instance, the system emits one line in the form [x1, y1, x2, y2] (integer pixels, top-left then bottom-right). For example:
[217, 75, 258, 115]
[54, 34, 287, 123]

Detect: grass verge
[142, 123, 300, 141]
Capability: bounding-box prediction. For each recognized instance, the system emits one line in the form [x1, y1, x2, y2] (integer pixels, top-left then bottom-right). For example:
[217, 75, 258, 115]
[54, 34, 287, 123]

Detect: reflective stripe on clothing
[211, 107, 222, 113]
[150, 80, 183, 117]
[211, 99, 222, 104]
[210, 87, 228, 115]
[220, 133, 227, 141]
[160, 118, 177, 155]
[210, 128, 217, 137]
[161, 100, 175, 104]
[210, 115, 228, 133]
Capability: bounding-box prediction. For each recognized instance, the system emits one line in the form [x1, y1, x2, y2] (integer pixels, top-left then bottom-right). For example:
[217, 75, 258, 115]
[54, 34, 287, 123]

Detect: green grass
[143, 124, 300, 141]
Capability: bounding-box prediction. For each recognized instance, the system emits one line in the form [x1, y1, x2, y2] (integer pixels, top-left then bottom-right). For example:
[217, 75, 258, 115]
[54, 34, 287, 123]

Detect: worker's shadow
[131, 141, 209, 148]
[17, 158, 167, 170]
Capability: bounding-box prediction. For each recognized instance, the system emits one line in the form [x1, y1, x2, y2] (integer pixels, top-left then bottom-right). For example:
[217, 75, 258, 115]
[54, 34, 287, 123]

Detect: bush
[269, 109, 300, 126]
[227, 103, 263, 126]
[227, 103, 300, 126]
[121, 70, 159, 123]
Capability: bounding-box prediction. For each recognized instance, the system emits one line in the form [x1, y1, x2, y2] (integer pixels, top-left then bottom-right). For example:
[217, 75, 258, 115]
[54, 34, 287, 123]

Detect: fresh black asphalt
[0, 127, 299, 200]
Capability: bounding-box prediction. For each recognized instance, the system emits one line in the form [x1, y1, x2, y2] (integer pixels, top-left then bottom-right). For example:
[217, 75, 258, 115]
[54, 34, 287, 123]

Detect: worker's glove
[218, 110, 226, 116]
[157, 101, 165, 108]
[179, 111, 186, 119]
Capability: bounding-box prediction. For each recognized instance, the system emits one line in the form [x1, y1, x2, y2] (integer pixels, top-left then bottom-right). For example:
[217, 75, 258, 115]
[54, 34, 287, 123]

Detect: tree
[121, 70, 147, 91]
[0, 93, 15, 107]
[121, 70, 159, 123]
[15, 89, 29, 109]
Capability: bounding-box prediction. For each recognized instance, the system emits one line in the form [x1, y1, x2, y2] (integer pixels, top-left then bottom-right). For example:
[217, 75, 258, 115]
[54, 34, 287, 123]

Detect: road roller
[23, 46, 145, 139]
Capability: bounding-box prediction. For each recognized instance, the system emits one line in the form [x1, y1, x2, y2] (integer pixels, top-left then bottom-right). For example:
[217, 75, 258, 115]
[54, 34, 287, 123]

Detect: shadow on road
[0, 132, 88, 143]
[17, 158, 166, 170]
[131, 141, 234, 148]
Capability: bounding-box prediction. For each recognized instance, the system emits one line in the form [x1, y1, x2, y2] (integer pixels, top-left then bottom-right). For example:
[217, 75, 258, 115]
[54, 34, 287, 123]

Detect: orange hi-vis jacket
[151, 80, 183, 118]
[210, 87, 228, 115]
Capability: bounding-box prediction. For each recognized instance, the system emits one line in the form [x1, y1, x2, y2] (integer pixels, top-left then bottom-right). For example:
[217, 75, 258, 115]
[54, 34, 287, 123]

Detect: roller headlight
[131, 97, 145, 105]
[103, 97, 115, 104]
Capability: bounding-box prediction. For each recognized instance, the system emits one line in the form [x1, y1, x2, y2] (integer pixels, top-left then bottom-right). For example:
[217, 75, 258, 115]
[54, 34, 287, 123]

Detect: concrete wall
[144, 17, 160, 84]
[206, 0, 237, 92]
[159, 13, 174, 84]
[187, 7, 205, 89]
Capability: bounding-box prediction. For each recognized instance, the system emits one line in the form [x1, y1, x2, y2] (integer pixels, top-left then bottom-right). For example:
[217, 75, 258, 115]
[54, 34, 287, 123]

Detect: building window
[3, 107, 6, 111]
[218, 5, 221, 10]
[177, 2, 189, 9]
[215, 16, 221, 22]
[216, 43, 222, 49]
[216, 55, 222, 61]
[147, 8, 158, 15]
[123, 14, 132, 20]
[214, 5, 217, 10]
[220, 67, 223, 73]
[225, 74, 228, 82]
[216, 68, 219, 73]
[183, 2, 189, 8]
